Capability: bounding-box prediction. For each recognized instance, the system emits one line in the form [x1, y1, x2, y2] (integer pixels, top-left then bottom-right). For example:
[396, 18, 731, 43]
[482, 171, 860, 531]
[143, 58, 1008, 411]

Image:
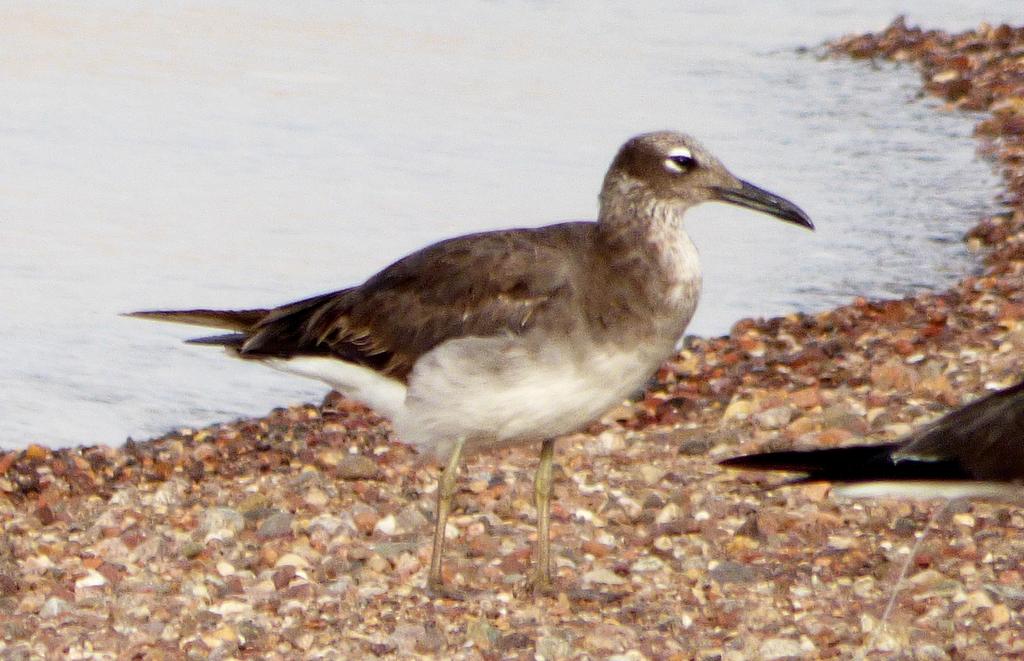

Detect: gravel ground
[3, 18, 1024, 661]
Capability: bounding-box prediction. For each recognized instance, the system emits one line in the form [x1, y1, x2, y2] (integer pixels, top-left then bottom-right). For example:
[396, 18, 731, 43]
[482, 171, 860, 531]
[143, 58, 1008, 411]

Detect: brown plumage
[132, 223, 597, 381]
[131, 131, 813, 597]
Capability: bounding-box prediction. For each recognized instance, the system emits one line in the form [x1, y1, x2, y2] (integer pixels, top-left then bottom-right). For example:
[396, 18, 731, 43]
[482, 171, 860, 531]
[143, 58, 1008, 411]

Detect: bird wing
[239, 223, 591, 381]
[893, 379, 1024, 481]
[721, 380, 1024, 485]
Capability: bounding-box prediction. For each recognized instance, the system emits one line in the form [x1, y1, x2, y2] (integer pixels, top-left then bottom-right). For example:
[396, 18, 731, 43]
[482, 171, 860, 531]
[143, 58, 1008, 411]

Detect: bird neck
[588, 180, 702, 346]
[596, 177, 698, 277]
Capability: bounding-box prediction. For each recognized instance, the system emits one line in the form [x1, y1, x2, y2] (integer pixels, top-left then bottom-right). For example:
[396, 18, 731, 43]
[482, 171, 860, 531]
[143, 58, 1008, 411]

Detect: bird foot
[512, 570, 557, 598]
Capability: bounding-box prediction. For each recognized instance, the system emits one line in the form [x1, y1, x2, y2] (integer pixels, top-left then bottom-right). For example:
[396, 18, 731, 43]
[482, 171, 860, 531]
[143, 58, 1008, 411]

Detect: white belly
[262, 335, 670, 462]
[394, 335, 665, 460]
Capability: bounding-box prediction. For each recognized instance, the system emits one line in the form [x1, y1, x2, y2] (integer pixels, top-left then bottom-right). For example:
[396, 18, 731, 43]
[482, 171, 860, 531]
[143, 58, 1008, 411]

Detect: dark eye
[664, 152, 695, 173]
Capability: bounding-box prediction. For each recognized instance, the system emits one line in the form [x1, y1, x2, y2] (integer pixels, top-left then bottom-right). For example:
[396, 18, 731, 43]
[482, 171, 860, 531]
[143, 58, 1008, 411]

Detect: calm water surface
[1, 2, 1015, 448]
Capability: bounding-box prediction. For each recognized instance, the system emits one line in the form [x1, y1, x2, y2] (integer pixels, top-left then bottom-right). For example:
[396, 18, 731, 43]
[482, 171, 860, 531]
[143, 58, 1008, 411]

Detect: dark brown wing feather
[238, 222, 594, 381]
[721, 380, 1024, 484]
[895, 379, 1024, 481]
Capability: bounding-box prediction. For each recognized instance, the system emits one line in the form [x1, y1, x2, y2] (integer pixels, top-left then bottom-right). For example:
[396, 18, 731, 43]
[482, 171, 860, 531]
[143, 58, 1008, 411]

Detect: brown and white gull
[131, 131, 813, 597]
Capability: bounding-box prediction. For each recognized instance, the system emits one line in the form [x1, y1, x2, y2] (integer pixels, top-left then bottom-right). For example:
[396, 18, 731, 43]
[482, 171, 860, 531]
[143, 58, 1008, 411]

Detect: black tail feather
[719, 444, 900, 472]
[184, 333, 247, 349]
[720, 443, 972, 483]
[125, 308, 267, 332]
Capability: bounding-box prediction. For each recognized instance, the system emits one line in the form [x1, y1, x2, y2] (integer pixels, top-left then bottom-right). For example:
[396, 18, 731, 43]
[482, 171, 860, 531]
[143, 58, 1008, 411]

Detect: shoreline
[3, 18, 1024, 658]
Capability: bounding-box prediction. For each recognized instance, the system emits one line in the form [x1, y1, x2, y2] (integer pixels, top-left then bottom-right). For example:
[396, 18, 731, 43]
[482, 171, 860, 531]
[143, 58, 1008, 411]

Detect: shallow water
[0, 2, 1015, 449]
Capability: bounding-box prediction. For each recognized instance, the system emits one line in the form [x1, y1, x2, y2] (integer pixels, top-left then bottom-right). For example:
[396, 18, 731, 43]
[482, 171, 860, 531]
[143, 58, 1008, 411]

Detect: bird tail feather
[125, 309, 267, 332]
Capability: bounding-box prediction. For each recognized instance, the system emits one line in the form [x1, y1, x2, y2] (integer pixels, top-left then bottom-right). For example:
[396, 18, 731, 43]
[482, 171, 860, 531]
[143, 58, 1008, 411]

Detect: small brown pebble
[677, 436, 712, 455]
[272, 567, 296, 590]
[709, 561, 760, 584]
[790, 387, 822, 408]
[336, 455, 379, 480]
[0, 574, 19, 597]
[351, 504, 379, 535]
[35, 505, 56, 526]
[24, 445, 49, 462]
[466, 619, 499, 650]
[498, 632, 532, 652]
[257, 511, 294, 540]
[734, 514, 762, 539]
[581, 539, 612, 558]
[415, 622, 446, 654]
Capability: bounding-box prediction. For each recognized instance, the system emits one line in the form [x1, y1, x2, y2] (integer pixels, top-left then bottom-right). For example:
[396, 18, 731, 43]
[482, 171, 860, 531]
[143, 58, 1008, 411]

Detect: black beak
[712, 179, 814, 230]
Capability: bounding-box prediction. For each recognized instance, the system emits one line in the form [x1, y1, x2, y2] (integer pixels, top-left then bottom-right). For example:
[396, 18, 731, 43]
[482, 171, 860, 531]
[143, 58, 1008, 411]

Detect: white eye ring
[664, 147, 695, 173]
[664, 157, 686, 173]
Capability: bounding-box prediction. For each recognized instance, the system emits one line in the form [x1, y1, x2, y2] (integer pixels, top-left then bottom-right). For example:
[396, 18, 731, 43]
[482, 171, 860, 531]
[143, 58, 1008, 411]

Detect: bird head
[600, 131, 813, 230]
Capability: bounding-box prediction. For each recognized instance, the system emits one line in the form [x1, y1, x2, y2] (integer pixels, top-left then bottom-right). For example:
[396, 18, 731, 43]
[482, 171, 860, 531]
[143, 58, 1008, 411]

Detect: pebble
[24, 445, 49, 461]
[677, 436, 712, 455]
[709, 561, 760, 584]
[74, 569, 107, 590]
[466, 619, 500, 649]
[652, 535, 674, 553]
[536, 634, 572, 659]
[631, 556, 666, 572]
[237, 494, 272, 518]
[209, 600, 251, 617]
[395, 505, 429, 533]
[759, 637, 804, 660]
[639, 465, 667, 485]
[336, 454, 378, 480]
[366, 554, 388, 573]
[826, 535, 855, 550]
[257, 511, 294, 539]
[38, 596, 69, 619]
[199, 507, 245, 539]
[582, 568, 627, 586]
[351, 504, 379, 535]
[274, 553, 310, 569]
[181, 541, 204, 559]
[753, 406, 792, 429]
[723, 398, 754, 421]
[325, 576, 354, 595]
[790, 387, 822, 408]
[304, 487, 329, 508]
[393, 553, 421, 579]
[307, 513, 344, 535]
[588, 430, 627, 455]
[389, 623, 425, 655]
[374, 514, 397, 536]
[316, 448, 345, 468]
[990, 603, 1011, 626]
[372, 541, 418, 559]
[654, 502, 681, 525]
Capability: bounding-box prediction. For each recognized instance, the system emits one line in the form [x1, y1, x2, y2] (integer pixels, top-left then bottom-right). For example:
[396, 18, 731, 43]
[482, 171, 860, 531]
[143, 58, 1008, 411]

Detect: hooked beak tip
[713, 180, 814, 231]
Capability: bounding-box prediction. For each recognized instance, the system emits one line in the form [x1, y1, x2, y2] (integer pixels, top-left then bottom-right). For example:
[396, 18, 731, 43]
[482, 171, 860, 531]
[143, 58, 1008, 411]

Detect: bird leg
[427, 437, 466, 598]
[531, 438, 557, 594]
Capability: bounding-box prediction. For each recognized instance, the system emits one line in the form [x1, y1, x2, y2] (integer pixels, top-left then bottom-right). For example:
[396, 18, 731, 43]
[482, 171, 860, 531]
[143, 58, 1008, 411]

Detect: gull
[720, 379, 1024, 502]
[130, 131, 813, 597]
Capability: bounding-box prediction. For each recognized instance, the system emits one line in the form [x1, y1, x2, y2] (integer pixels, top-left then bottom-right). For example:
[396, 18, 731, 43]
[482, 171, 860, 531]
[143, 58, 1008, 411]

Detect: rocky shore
[3, 18, 1024, 660]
